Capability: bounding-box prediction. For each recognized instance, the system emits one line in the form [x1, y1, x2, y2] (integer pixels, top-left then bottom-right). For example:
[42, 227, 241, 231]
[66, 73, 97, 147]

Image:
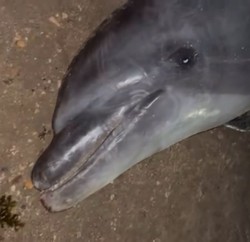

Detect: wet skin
[31, 0, 250, 212]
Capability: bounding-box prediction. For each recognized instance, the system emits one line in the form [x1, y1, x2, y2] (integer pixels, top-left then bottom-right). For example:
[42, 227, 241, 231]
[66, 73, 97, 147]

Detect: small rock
[23, 179, 33, 190]
[19, 165, 26, 171]
[10, 185, 16, 192]
[62, 12, 68, 19]
[34, 109, 39, 114]
[57, 80, 62, 89]
[164, 191, 170, 199]
[16, 39, 26, 48]
[153, 239, 161, 242]
[14, 33, 27, 48]
[110, 194, 115, 201]
[10, 145, 19, 156]
[49, 16, 61, 27]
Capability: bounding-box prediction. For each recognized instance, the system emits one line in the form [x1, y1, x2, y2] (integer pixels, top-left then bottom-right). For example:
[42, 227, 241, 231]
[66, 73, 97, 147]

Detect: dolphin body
[32, 0, 250, 212]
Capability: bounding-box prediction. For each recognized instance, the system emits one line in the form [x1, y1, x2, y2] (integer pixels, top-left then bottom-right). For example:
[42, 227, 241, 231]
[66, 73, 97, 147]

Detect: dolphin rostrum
[31, 0, 250, 212]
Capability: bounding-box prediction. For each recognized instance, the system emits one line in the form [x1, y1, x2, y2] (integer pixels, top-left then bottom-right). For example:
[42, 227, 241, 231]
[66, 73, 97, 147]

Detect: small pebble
[62, 12, 68, 19]
[19, 165, 26, 171]
[153, 239, 161, 242]
[57, 80, 62, 89]
[49, 16, 61, 27]
[15, 38, 26, 48]
[16, 40, 26, 48]
[110, 194, 115, 201]
[24, 179, 33, 189]
[164, 191, 170, 199]
[10, 145, 19, 156]
[11, 185, 16, 192]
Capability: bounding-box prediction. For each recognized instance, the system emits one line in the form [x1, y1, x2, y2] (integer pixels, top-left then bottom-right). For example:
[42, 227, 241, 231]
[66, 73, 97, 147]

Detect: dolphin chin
[32, 0, 250, 212]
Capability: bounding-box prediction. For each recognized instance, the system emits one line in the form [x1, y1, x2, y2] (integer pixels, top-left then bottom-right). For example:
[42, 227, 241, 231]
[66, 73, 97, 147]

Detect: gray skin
[31, 0, 250, 212]
[225, 112, 250, 132]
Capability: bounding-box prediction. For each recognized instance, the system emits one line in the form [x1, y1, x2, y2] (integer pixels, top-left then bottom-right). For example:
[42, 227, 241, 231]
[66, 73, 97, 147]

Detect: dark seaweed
[0, 195, 24, 231]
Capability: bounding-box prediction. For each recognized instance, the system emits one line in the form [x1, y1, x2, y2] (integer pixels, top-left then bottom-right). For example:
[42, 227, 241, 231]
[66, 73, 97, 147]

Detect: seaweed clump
[0, 195, 24, 231]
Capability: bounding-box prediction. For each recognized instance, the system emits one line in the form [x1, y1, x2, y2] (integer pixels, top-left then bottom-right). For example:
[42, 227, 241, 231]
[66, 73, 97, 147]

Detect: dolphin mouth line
[39, 89, 163, 196]
[41, 110, 126, 194]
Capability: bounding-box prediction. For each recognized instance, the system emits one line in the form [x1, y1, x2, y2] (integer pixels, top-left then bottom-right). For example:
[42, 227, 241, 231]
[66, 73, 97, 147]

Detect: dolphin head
[31, 0, 250, 212]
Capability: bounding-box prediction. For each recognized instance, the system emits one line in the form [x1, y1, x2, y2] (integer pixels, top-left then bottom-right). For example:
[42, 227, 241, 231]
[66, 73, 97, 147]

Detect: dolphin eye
[169, 47, 198, 69]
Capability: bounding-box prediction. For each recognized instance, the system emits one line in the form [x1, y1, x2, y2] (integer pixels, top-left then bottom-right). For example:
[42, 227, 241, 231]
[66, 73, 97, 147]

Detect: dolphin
[31, 0, 250, 212]
[225, 112, 250, 132]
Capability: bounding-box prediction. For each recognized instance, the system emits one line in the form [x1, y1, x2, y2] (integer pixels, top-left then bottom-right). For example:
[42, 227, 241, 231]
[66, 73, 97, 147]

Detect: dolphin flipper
[225, 112, 250, 132]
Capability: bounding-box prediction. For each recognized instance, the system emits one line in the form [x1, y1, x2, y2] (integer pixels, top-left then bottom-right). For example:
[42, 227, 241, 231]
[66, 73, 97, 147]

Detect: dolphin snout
[32, 168, 52, 191]
[31, 108, 128, 194]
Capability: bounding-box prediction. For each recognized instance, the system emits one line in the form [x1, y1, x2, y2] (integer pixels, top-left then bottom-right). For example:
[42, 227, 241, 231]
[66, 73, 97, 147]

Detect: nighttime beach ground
[0, 0, 249, 241]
